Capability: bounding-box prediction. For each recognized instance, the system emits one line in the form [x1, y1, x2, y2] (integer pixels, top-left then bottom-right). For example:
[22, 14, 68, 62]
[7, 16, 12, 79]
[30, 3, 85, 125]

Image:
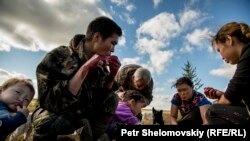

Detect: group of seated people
[0, 63, 152, 141]
[0, 16, 249, 141]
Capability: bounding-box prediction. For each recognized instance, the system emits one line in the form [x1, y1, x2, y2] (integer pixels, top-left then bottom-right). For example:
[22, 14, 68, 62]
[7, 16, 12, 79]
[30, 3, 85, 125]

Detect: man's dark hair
[172, 76, 193, 88]
[86, 16, 122, 41]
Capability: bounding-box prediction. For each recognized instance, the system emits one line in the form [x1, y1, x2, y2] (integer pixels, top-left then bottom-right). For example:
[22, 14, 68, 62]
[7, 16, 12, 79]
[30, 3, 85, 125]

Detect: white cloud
[185, 28, 211, 47]
[180, 28, 212, 52]
[167, 78, 176, 85]
[118, 35, 126, 47]
[121, 57, 141, 65]
[110, 0, 126, 6]
[125, 4, 136, 12]
[0, 68, 26, 79]
[0, 68, 13, 78]
[0, 36, 12, 52]
[153, 0, 162, 8]
[117, 12, 136, 25]
[123, 13, 136, 24]
[150, 50, 174, 74]
[135, 37, 174, 74]
[0, 0, 108, 52]
[110, 0, 136, 12]
[179, 9, 205, 28]
[209, 63, 236, 79]
[136, 12, 180, 42]
[109, 0, 135, 25]
[136, 37, 166, 53]
[180, 44, 193, 53]
[135, 12, 178, 74]
[153, 87, 166, 95]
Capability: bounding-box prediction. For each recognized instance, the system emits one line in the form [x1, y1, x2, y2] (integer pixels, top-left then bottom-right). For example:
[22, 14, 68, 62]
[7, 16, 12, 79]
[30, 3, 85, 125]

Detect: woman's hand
[204, 87, 223, 99]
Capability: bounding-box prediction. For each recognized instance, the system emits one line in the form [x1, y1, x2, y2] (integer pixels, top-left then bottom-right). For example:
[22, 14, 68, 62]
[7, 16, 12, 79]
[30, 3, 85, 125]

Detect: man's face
[93, 33, 119, 56]
[133, 78, 147, 90]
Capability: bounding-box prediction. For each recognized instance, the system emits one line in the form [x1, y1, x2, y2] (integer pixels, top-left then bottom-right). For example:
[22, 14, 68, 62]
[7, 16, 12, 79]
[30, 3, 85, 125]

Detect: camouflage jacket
[114, 64, 153, 105]
[36, 34, 112, 115]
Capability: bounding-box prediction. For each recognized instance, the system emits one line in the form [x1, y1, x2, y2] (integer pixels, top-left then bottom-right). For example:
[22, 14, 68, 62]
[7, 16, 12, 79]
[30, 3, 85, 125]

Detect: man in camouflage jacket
[32, 16, 122, 141]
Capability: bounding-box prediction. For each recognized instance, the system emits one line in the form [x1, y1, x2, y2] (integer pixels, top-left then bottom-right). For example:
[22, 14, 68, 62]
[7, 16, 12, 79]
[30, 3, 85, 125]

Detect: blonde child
[0, 77, 35, 140]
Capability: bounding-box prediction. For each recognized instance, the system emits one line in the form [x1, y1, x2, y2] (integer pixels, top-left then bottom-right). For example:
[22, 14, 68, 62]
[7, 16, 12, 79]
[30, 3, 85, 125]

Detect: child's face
[0, 83, 34, 112]
[130, 100, 145, 116]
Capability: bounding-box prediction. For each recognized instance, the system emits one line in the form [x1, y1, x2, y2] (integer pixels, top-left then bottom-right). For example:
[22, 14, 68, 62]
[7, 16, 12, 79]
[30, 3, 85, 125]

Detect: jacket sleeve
[36, 46, 78, 113]
[0, 112, 26, 136]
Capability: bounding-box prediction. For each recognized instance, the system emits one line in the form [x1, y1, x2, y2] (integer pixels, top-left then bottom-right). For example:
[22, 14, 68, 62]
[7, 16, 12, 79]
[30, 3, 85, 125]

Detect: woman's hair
[172, 76, 193, 88]
[85, 16, 122, 41]
[1, 77, 35, 94]
[123, 90, 145, 103]
[212, 22, 250, 45]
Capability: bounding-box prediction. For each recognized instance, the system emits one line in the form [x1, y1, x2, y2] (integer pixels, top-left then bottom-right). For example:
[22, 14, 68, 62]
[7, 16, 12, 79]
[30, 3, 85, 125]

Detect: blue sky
[0, 0, 249, 110]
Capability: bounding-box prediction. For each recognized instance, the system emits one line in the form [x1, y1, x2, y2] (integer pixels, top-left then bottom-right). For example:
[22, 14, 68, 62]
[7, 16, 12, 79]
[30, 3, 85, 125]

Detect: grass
[141, 108, 170, 125]
[27, 99, 39, 112]
[27, 99, 172, 125]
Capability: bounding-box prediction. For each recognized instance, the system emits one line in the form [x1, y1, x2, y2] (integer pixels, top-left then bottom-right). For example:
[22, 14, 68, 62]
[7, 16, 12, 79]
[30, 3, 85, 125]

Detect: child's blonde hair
[1, 77, 35, 95]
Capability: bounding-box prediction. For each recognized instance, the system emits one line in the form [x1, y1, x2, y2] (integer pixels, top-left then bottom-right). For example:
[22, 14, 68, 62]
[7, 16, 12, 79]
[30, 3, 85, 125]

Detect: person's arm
[218, 95, 231, 104]
[69, 54, 109, 95]
[36, 47, 76, 111]
[37, 47, 107, 111]
[68, 64, 89, 96]
[116, 103, 140, 125]
[170, 104, 178, 125]
[223, 49, 250, 105]
[204, 87, 231, 104]
[0, 112, 27, 136]
[199, 104, 210, 125]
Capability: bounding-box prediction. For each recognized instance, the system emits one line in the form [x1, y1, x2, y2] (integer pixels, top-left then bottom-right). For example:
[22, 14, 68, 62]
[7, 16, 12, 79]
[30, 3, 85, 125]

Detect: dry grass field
[141, 108, 170, 125]
[26, 100, 171, 125]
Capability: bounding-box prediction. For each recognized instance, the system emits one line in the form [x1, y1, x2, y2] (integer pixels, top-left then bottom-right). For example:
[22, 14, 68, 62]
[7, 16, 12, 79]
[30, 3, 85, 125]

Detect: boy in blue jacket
[0, 77, 35, 141]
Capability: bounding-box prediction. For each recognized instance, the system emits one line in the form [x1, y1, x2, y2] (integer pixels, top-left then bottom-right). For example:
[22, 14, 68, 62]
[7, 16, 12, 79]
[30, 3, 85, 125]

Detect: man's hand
[84, 54, 108, 70]
[107, 55, 121, 79]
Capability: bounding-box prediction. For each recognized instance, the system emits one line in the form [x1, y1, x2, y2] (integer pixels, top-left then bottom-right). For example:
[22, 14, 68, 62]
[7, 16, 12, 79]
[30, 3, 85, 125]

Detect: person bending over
[170, 77, 211, 125]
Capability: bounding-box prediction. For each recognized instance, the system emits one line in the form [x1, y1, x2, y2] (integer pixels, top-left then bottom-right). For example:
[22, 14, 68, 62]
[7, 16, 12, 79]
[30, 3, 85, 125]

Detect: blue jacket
[0, 101, 26, 140]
